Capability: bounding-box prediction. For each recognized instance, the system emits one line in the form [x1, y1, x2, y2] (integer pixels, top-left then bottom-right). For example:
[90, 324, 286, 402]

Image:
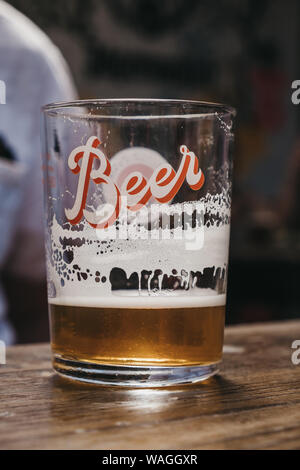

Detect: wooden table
[1, 320, 300, 450]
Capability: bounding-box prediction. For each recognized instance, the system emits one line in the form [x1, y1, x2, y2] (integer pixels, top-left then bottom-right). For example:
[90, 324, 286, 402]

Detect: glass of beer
[42, 99, 235, 386]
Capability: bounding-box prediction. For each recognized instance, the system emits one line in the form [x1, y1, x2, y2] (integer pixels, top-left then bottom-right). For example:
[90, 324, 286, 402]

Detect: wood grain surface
[0, 320, 300, 450]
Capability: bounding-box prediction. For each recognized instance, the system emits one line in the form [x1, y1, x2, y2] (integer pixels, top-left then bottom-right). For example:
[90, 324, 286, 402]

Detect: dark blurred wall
[7, 0, 300, 324]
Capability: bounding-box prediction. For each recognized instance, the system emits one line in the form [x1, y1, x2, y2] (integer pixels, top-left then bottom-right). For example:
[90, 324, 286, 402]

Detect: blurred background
[2, 0, 300, 343]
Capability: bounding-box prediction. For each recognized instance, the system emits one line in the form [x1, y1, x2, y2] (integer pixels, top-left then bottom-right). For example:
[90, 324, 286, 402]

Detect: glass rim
[42, 98, 236, 120]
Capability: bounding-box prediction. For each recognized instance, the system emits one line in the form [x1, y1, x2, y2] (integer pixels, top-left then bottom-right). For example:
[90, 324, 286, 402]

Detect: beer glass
[42, 99, 235, 386]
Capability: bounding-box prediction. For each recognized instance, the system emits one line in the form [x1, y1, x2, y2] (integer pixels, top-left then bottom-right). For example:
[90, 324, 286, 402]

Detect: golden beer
[49, 300, 225, 367]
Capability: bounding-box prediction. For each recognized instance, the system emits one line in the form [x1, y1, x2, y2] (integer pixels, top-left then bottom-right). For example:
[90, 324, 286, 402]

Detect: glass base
[53, 355, 220, 387]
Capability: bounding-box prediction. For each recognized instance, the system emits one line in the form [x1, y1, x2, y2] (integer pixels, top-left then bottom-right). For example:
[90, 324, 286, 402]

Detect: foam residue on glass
[46, 181, 231, 307]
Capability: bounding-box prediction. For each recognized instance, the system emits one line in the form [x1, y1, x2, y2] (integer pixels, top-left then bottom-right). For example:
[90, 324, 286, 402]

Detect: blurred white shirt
[0, 1, 77, 344]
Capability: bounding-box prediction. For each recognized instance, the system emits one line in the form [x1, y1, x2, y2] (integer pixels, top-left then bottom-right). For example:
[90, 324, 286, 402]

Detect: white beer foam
[49, 290, 226, 309]
[47, 190, 231, 300]
[48, 216, 230, 297]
